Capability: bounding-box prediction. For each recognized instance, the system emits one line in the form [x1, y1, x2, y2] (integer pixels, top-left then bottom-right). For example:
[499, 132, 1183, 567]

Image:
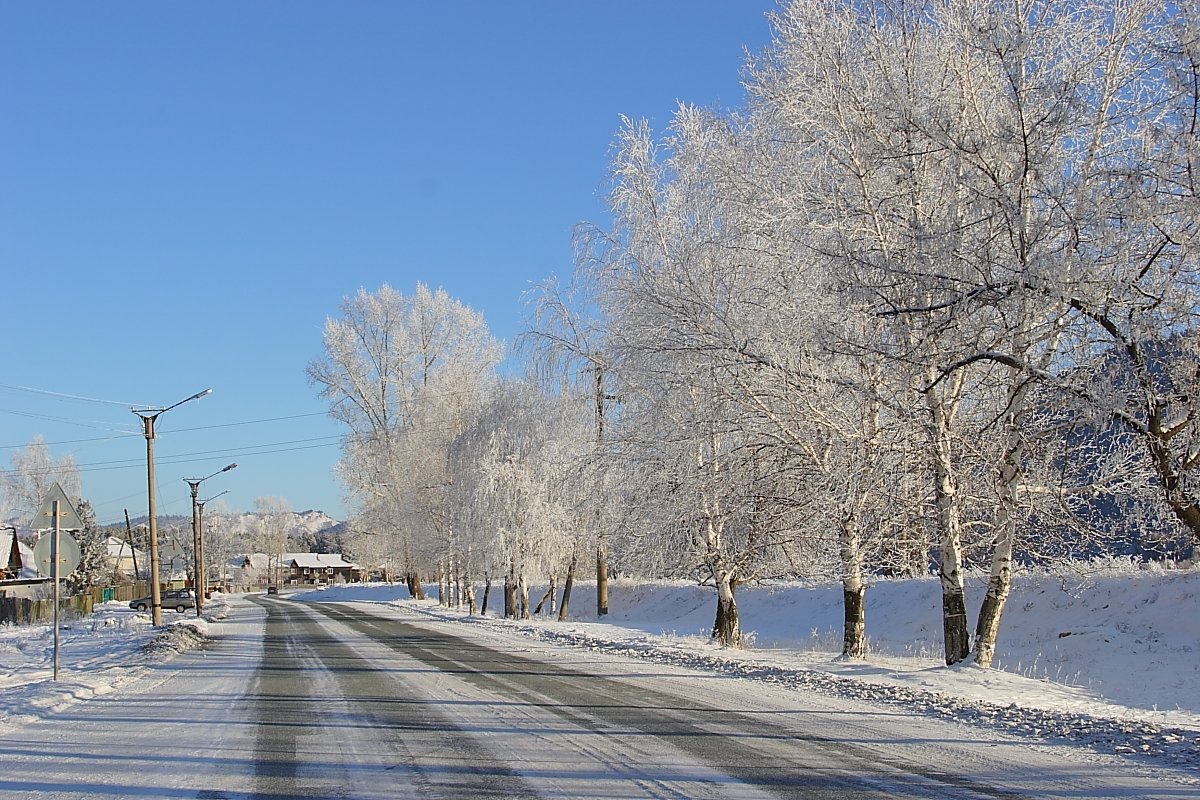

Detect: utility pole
[185, 463, 237, 615]
[138, 413, 164, 627]
[123, 509, 139, 585]
[133, 388, 212, 627]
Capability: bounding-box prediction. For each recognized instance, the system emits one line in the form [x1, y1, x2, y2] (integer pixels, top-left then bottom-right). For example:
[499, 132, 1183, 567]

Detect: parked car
[129, 589, 195, 613]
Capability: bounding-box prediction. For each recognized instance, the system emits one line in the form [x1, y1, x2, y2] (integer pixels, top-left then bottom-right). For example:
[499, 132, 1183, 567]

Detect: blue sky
[0, 2, 777, 526]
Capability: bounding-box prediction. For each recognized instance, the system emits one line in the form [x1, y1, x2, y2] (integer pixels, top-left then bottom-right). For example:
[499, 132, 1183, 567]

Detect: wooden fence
[0, 581, 149, 626]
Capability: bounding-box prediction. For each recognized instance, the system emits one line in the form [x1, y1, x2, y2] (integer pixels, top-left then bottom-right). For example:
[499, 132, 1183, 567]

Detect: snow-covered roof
[230, 552, 360, 571]
[1, 531, 38, 580]
[285, 553, 359, 570]
[106, 535, 144, 560]
[236, 553, 271, 570]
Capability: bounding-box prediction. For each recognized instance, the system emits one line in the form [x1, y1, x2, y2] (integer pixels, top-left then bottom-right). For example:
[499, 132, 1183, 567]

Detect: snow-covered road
[0, 596, 1191, 799]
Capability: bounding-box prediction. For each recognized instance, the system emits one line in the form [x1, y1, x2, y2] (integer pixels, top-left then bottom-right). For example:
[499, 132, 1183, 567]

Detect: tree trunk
[926, 379, 970, 665]
[596, 536, 609, 616]
[518, 573, 530, 620]
[974, 397, 1024, 667]
[406, 572, 425, 600]
[480, 575, 491, 616]
[465, 578, 477, 616]
[842, 585, 867, 659]
[504, 562, 517, 619]
[710, 571, 740, 648]
[559, 554, 576, 621]
[533, 578, 556, 616]
[595, 365, 610, 617]
[1145, 422, 1200, 543]
[840, 513, 867, 659]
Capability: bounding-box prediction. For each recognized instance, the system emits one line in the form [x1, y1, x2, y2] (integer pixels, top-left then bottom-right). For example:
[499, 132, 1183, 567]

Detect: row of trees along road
[310, 0, 1199, 666]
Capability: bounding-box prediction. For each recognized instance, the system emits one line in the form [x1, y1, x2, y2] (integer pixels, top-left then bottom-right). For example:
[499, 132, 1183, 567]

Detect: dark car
[266, 585, 279, 595]
[129, 588, 195, 613]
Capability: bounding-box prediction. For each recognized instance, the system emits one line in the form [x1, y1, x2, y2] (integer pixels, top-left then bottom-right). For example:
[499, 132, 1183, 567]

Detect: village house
[105, 536, 145, 583]
[282, 553, 361, 585]
[224, 552, 362, 591]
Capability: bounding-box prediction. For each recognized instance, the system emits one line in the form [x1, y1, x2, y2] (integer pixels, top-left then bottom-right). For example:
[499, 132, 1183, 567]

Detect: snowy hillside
[124, 508, 339, 535]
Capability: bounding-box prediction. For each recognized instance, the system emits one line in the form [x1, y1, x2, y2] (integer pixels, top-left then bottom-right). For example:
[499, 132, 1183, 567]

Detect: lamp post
[197, 489, 228, 597]
[185, 464, 236, 615]
[132, 388, 212, 627]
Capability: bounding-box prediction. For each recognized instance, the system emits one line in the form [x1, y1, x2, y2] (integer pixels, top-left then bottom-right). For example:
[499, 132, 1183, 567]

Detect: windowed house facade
[283, 553, 361, 585]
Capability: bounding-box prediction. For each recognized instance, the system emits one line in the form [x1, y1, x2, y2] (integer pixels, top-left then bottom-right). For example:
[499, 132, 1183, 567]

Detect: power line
[0, 411, 330, 449]
[0, 431, 141, 449]
[0, 382, 143, 407]
[0, 436, 345, 477]
[167, 411, 329, 433]
[0, 407, 141, 436]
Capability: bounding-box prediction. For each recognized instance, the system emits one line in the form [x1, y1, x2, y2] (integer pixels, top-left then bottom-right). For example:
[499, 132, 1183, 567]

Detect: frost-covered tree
[446, 378, 589, 619]
[2, 436, 82, 525]
[198, 498, 238, 591]
[742, 0, 1189, 667]
[255, 496, 291, 586]
[65, 499, 108, 595]
[308, 283, 502, 592]
[573, 0, 1195, 667]
[521, 273, 620, 615]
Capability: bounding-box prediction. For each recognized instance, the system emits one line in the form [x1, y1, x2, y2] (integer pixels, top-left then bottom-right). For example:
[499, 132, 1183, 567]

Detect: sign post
[32, 483, 84, 681]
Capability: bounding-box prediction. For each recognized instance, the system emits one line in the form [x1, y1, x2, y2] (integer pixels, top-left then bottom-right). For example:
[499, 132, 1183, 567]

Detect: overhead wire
[0, 435, 345, 477]
[0, 411, 331, 449]
[0, 407, 142, 435]
[0, 382, 143, 407]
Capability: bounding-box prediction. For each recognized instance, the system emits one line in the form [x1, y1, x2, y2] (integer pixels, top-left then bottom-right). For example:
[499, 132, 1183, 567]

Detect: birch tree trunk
[840, 514, 867, 659]
[533, 576, 556, 616]
[503, 563, 517, 619]
[711, 569, 740, 648]
[926, 375, 970, 665]
[466, 578, 477, 616]
[406, 572, 425, 600]
[558, 552, 576, 621]
[518, 573, 530, 620]
[973, 355, 1037, 667]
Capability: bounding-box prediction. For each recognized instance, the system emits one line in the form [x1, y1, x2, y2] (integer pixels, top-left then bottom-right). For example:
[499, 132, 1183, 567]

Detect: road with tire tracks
[0, 595, 1185, 799]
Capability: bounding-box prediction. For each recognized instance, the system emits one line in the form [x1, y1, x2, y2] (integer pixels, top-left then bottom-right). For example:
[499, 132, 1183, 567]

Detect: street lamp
[197, 490, 228, 595]
[185, 463, 236, 615]
[132, 388, 212, 627]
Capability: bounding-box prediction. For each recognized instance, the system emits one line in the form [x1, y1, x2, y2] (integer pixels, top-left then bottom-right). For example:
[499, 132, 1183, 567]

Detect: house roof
[237, 553, 271, 570]
[285, 553, 359, 570]
[232, 552, 360, 571]
[106, 536, 144, 560]
[1, 532, 39, 580]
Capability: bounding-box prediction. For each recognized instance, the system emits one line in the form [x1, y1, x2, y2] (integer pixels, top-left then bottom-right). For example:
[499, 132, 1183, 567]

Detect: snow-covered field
[1, 563, 1197, 769]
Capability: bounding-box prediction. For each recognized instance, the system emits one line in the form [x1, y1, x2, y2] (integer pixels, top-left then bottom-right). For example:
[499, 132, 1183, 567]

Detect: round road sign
[33, 532, 81, 577]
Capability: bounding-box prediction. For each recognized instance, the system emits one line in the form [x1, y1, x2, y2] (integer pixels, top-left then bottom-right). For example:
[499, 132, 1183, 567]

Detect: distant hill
[111, 509, 347, 553]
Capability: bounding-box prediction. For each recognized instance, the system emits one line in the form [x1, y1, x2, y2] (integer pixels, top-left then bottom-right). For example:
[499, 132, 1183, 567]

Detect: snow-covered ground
[1, 563, 1197, 770]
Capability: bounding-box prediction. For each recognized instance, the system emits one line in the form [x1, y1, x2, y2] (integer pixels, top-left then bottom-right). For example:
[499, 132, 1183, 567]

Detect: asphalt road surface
[0, 597, 1186, 799]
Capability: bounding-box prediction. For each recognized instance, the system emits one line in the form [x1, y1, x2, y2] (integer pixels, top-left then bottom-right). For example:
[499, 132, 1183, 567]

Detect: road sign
[33, 530, 81, 576]
[31, 483, 85, 531]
